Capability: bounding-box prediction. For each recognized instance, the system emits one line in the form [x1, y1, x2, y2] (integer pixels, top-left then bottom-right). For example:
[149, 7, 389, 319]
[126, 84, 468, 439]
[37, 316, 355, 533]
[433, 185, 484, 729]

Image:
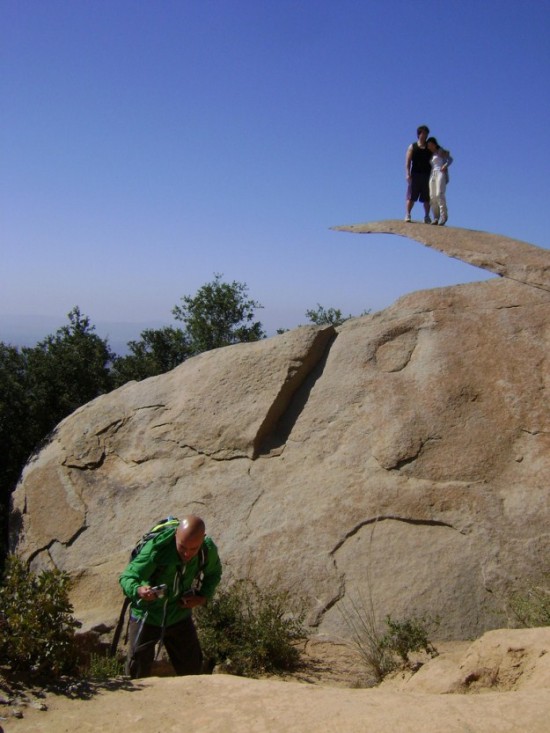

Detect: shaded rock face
[10, 224, 550, 640]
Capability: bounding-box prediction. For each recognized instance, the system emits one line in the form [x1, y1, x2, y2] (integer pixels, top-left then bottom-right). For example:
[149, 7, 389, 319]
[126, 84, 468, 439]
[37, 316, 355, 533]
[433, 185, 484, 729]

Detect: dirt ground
[2, 636, 550, 733]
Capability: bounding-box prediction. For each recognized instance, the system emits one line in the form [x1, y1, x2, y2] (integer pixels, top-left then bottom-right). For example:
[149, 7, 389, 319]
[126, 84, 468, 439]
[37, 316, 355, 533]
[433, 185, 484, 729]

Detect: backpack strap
[192, 543, 208, 591]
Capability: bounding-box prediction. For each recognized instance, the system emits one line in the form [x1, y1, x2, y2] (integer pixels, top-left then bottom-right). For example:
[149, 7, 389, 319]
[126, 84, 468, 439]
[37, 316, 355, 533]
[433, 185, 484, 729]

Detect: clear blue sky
[2, 0, 549, 351]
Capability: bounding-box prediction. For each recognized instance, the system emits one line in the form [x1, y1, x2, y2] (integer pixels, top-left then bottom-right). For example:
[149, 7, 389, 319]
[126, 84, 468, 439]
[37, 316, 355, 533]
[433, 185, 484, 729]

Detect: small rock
[212, 659, 234, 674]
[31, 700, 48, 711]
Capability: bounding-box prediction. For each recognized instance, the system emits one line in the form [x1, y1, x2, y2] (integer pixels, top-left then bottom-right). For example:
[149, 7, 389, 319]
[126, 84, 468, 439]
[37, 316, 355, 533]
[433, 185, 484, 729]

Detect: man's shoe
[404, 215, 411, 223]
[424, 215, 431, 224]
[431, 219, 439, 225]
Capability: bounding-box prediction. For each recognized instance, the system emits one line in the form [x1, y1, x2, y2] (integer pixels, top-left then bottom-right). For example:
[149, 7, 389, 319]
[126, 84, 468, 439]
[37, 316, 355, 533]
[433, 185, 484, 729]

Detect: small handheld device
[150, 584, 167, 598]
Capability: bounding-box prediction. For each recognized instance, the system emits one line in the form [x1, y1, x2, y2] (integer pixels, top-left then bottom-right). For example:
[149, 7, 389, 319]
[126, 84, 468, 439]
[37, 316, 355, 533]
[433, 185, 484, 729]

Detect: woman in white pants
[427, 137, 453, 226]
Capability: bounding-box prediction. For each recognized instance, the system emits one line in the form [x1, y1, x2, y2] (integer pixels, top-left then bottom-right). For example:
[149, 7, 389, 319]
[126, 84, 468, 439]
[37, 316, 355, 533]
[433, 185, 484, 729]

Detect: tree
[305, 304, 371, 328]
[112, 276, 266, 386]
[0, 344, 29, 560]
[172, 274, 266, 354]
[23, 307, 114, 440]
[1, 308, 115, 566]
[305, 304, 348, 327]
[111, 326, 190, 387]
[0, 344, 28, 490]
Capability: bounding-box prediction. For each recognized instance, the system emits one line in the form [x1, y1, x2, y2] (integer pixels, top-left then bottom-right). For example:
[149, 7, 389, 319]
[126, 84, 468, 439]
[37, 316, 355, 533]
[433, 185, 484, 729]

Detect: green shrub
[85, 652, 125, 681]
[508, 580, 550, 627]
[380, 615, 438, 664]
[196, 578, 307, 677]
[0, 555, 80, 678]
[338, 593, 396, 682]
[339, 592, 438, 682]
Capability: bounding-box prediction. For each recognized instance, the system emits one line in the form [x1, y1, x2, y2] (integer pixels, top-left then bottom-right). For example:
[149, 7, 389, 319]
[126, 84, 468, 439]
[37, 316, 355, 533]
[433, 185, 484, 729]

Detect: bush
[338, 593, 396, 682]
[85, 652, 125, 681]
[339, 592, 438, 683]
[508, 580, 550, 627]
[195, 578, 307, 677]
[0, 555, 80, 679]
[381, 615, 438, 664]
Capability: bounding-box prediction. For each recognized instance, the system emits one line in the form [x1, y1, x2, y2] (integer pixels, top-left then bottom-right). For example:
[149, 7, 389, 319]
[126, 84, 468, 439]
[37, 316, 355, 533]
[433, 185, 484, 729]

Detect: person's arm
[441, 149, 453, 169]
[405, 144, 413, 179]
[119, 541, 158, 603]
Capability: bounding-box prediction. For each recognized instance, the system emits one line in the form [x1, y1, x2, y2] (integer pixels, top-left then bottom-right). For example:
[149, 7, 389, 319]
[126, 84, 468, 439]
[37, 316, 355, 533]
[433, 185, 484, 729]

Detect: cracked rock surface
[9, 224, 550, 640]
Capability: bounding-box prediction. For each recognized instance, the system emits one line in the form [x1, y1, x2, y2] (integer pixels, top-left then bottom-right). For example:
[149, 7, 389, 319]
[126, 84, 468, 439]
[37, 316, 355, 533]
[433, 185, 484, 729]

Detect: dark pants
[125, 614, 203, 679]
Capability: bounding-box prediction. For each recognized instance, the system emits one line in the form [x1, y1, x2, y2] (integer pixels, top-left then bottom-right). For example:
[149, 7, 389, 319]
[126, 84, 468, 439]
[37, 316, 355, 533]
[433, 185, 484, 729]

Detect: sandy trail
[7, 674, 550, 733]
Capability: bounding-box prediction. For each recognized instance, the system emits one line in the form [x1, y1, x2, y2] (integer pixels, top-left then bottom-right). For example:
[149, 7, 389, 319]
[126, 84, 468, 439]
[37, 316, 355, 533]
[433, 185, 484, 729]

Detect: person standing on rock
[405, 125, 433, 223]
[427, 136, 453, 226]
[119, 515, 222, 678]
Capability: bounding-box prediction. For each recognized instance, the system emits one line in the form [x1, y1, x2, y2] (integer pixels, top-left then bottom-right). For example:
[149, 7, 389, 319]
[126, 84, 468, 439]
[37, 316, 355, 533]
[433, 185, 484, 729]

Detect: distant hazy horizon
[0, 313, 168, 356]
[1, 253, 495, 357]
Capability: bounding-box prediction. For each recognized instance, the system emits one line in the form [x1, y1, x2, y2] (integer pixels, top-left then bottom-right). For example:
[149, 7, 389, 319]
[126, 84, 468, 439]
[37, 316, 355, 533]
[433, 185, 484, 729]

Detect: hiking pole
[110, 596, 130, 657]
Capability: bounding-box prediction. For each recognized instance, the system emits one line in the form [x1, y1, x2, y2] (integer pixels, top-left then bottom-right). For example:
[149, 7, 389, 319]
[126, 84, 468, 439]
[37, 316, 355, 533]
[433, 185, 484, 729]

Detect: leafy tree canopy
[305, 304, 349, 327]
[111, 326, 190, 387]
[172, 274, 266, 354]
[112, 275, 266, 386]
[303, 304, 370, 329]
[1, 307, 114, 565]
[22, 306, 114, 437]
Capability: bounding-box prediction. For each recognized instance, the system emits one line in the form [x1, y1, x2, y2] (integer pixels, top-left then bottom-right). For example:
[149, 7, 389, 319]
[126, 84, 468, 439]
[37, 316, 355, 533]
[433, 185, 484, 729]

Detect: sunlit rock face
[10, 223, 550, 639]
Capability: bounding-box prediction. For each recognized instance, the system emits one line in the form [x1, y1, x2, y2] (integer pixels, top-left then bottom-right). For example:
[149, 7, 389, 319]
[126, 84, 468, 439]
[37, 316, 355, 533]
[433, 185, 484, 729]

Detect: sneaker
[424, 215, 431, 224]
[439, 219, 447, 226]
[431, 219, 439, 226]
[404, 215, 411, 223]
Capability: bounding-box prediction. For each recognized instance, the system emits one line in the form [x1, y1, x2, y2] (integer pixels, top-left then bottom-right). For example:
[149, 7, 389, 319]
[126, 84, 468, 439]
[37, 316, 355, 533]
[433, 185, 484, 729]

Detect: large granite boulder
[9, 222, 550, 639]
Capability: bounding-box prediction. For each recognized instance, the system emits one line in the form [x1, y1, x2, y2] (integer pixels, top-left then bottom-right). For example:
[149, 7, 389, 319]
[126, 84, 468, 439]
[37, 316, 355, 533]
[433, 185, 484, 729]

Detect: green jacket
[119, 529, 222, 627]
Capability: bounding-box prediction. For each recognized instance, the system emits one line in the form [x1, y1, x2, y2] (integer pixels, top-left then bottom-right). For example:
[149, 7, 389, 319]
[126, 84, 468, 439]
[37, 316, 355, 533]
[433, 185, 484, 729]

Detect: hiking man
[119, 514, 222, 678]
[405, 124, 433, 223]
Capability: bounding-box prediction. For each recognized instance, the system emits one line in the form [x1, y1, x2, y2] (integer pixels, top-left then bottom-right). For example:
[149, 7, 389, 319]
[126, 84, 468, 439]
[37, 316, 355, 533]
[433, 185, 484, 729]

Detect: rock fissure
[108, 451, 151, 466]
[384, 436, 442, 471]
[256, 330, 337, 456]
[134, 404, 166, 412]
[330, 516, 462, 556]
[26, 523, 88, 566]
[95, 418, 128, 437]
[64, 450, 106, 470]
[310, 555, 346, 627]
[245, 490, 265, 522]
[391, 454, 420, 470]
[174, 442, 250, 462]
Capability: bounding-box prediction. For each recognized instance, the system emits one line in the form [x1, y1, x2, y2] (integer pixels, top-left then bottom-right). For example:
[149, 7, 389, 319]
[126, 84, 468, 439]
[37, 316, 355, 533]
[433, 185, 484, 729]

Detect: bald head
[175, 515, 206, 562]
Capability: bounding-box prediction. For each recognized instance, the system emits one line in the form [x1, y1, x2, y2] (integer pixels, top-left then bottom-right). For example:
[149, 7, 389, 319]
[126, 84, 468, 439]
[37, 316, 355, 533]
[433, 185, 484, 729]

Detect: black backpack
[109, 516, 207, 656]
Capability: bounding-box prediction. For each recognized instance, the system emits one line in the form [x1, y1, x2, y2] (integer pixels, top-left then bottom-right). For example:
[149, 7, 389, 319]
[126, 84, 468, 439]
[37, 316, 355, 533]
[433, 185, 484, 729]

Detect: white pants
[430, 171, 448, 222]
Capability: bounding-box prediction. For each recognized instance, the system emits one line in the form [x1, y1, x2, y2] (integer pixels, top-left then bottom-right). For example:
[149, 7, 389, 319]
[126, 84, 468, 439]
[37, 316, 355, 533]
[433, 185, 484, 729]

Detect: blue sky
[2, 0, 549, 352]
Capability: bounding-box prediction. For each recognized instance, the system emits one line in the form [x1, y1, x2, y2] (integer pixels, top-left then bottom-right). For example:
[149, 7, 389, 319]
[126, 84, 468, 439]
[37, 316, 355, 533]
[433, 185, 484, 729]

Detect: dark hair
[417, 125, 430, 136]
[427, 136, 439, 147]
